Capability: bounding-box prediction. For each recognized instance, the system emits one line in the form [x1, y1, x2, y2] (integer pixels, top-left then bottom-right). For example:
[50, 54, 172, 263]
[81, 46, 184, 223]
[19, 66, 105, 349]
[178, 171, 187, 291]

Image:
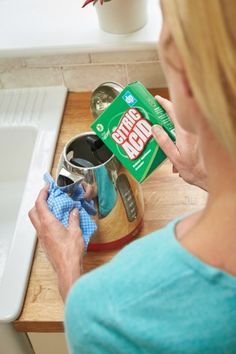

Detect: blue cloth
[44, 173, 97, 249]
[65, 216, 236, 354]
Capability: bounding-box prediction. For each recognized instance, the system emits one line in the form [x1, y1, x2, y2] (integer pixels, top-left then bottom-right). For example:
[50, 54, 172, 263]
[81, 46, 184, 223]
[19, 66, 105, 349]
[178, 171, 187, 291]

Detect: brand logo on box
[122, 91, 137, 106]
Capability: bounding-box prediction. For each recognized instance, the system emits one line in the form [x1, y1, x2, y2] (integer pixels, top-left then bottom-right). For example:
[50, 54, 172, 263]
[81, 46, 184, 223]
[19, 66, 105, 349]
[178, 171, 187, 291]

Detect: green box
[91, 81, 175, 183]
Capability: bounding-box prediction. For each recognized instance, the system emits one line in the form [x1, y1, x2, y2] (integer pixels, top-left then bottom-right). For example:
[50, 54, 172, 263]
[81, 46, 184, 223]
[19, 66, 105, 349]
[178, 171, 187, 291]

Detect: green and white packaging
[91, 81, 175, 183]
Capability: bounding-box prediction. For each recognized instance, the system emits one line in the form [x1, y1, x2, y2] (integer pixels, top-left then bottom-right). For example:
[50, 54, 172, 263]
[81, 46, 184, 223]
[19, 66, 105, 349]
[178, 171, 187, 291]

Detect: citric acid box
[91, 81, 175, 183]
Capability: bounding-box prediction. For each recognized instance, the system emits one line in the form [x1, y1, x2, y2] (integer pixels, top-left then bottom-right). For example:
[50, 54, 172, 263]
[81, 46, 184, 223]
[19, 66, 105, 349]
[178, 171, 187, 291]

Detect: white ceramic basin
[0, 86, 67, 322]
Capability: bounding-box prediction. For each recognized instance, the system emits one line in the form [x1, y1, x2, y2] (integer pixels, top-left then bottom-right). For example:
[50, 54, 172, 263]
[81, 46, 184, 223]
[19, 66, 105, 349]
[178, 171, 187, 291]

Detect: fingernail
[152, 125, 163, 136]
[72, 208, 78, 217]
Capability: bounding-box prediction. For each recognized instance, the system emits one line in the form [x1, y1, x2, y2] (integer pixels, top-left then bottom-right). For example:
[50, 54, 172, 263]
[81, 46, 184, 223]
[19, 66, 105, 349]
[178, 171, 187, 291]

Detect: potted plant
[82, 0, 148, 35]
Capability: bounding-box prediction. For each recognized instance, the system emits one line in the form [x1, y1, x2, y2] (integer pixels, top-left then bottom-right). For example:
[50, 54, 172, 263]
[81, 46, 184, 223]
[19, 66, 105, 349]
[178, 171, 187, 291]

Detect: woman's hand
[29, 186, 84, 301]
[152, 95, 208, 191]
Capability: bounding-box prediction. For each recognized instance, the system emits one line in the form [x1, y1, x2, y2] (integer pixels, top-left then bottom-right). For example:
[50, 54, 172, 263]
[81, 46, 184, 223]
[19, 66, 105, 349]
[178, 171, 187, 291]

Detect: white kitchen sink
[0, 86, 67, 322]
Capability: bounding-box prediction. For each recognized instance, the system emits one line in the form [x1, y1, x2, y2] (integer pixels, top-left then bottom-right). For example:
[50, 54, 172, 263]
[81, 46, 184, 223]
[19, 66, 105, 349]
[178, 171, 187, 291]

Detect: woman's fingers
[155, 95, 176, 124]
[152, 125, 180, 169]
[68, 209, 84, 251]
[35, 185, 49, 209]
[68, 208, 80, 232]
[30, 184, 60, 236]
[34, 185, 55, 222]
[28, 206, 41, 230]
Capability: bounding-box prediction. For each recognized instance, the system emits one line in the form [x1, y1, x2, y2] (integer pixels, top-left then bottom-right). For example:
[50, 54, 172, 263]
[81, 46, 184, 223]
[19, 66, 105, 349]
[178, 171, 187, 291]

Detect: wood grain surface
[13, 89, 207, 332]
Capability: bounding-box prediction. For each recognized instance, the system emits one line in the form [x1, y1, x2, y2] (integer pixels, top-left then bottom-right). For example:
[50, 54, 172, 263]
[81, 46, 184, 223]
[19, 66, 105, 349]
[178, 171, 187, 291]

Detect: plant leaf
[82, 0, 94, 8]
[82, 0, 111, 7]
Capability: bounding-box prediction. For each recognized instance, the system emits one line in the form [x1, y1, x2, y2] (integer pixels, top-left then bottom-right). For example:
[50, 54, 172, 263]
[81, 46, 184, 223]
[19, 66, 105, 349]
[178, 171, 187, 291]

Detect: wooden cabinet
[28, 333, 68, 354]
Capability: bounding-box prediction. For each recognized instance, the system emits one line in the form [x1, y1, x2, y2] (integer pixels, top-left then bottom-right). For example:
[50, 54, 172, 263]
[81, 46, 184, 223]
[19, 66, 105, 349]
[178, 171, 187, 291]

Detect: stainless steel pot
[56, 132, 144, 251]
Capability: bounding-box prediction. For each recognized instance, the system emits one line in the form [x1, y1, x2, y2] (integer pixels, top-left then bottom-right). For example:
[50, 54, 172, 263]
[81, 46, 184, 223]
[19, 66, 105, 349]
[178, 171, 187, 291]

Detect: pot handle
[57, 167, 84, 187]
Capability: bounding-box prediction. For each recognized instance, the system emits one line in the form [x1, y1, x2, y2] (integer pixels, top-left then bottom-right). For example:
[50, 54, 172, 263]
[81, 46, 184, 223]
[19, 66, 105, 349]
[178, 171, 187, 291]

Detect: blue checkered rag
[44, 173, 97, 250]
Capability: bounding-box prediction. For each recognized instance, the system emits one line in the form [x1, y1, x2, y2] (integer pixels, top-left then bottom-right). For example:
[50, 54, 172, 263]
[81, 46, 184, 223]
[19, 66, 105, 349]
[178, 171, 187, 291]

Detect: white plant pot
[95, 0, 148, 34]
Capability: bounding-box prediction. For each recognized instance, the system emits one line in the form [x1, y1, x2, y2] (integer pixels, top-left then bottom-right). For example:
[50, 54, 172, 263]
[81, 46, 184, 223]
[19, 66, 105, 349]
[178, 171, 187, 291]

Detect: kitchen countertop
[13, 89, 207, 332]
[0, 0, 161, 57]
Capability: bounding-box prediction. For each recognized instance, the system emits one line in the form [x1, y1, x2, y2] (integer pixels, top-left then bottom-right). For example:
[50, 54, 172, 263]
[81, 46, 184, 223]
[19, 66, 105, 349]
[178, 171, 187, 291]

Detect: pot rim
[62, 131, 115, 171]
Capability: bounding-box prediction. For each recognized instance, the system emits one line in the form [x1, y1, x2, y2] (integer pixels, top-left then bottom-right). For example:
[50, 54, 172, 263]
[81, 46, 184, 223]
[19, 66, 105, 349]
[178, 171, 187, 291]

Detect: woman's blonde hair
[163, 0, 236, 163]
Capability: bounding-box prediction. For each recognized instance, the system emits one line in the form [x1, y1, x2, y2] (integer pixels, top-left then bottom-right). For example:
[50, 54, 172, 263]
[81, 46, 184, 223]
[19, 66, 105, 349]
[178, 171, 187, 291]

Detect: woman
[29, 1, 236, 353]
